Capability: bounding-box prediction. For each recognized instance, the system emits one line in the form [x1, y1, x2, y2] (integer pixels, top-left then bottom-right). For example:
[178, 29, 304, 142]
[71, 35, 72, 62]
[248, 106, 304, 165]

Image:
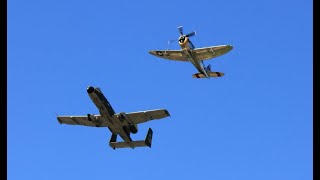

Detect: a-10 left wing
[57, 109, 170, 127]
[57, 114, 107, 127]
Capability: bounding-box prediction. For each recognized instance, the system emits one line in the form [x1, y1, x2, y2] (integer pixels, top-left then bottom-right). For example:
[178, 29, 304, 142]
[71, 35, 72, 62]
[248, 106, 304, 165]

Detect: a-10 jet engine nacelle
[118, 112, 138, 134]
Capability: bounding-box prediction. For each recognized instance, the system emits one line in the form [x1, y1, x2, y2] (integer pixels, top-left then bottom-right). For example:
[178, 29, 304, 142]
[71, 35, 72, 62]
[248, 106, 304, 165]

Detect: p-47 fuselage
[149, 26, 233, 79]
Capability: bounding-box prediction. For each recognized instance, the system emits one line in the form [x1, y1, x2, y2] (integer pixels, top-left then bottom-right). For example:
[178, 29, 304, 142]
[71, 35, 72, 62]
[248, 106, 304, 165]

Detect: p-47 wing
[193, 45, 233, 60]
[148, 50, 188, 61]
[57, 109, 170, 127]
[149, 45, 233, 61]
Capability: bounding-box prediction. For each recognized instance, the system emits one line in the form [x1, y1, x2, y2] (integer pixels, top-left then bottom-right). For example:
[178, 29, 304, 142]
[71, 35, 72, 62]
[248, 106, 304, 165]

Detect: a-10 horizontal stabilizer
[109, 128, 153, 149]
[192, 72, 225, 78]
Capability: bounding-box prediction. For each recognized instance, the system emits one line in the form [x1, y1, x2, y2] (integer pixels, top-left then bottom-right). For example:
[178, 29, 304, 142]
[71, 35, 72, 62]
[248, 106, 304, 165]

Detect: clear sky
[8, 0, 312, 179]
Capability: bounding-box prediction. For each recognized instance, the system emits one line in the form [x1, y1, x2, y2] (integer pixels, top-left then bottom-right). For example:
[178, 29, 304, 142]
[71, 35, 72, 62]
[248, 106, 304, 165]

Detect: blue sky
[8, 0, 312, 179]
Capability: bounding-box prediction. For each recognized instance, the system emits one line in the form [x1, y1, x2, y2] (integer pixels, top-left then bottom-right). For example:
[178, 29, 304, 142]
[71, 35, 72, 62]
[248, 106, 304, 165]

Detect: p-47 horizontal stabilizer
[109, 128, 153, 149]
[192, 72, 224, 78]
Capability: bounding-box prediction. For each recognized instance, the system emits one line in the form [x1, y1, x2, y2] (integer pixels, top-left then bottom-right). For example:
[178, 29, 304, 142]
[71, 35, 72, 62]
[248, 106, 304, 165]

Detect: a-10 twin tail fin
[109, 128, 153, 149]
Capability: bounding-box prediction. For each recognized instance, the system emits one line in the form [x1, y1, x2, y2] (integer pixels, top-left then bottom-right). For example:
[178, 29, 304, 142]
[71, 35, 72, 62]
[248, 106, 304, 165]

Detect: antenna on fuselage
[167, 39, 177, 50]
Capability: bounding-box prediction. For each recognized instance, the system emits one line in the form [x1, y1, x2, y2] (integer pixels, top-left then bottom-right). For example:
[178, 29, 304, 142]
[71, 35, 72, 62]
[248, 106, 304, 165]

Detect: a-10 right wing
[117, 109, 170, 125]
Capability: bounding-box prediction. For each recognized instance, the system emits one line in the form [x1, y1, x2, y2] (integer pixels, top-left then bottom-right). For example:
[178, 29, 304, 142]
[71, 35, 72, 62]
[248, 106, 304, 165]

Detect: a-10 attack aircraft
[57, 86, 170, 149]
[149, 26, 233, 79]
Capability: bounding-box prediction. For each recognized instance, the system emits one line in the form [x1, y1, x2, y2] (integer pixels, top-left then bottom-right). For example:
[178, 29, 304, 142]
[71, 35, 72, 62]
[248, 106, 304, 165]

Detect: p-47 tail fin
[109, 128, 153, 149]
[192, 71, 224, 78]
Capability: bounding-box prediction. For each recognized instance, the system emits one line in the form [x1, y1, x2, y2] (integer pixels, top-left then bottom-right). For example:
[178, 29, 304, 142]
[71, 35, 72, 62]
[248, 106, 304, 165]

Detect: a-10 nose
[87, 86, 95, 94]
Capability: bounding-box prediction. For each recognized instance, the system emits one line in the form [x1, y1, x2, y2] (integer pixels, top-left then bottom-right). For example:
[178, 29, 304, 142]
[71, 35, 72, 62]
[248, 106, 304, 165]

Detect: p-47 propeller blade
[177, 26, 184, 35]
[177, 26, 196, 37]
[186, 31, 196, 37]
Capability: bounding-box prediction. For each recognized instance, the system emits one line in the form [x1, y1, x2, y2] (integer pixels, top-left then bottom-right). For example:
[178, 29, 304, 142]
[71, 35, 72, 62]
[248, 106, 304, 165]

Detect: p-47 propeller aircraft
[149, 26, 233, 79]
[57, 86, 170, 149]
